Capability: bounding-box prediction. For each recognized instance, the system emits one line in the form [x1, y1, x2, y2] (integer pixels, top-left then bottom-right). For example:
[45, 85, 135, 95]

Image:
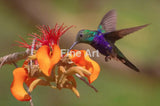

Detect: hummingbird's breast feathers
[91, 34, 113, 56]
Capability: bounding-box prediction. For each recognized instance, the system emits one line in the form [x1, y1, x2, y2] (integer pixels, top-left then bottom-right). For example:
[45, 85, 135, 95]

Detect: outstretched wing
[104, 24, 149, 43]
[98, 9, 117, 33]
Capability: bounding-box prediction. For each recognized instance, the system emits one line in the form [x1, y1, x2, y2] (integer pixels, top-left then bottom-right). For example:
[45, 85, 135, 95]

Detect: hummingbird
[70, 9, 149, 72]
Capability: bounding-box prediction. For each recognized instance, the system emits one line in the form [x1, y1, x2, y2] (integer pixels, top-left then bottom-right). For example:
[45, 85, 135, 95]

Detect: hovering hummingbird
[70, 10, 149, 72]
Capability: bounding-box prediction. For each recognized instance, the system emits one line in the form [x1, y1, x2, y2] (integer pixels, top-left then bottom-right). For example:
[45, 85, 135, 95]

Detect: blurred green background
[0, 0, 160, 106]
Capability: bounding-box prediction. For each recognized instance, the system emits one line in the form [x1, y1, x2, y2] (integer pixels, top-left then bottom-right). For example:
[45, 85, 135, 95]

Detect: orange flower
[35, 24, 73, 76]
[10, 68, 31, 101]
[36, 44, 61, 76]
[11, 24, 74, 101]
[11, 59, 37, 101]
[69, 50, 100, 84]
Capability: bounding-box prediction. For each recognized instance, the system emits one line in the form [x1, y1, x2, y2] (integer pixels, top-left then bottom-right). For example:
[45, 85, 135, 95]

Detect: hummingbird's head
[76, 29, 95, 43]
[69, 29, 95, 50]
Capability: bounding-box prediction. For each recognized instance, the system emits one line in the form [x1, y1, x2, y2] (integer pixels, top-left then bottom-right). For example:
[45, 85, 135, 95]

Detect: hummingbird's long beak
[69, 41, 79, 51]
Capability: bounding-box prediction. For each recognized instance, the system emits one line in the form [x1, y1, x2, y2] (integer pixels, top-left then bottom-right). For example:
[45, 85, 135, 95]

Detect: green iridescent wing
[98, 9, 117, 33]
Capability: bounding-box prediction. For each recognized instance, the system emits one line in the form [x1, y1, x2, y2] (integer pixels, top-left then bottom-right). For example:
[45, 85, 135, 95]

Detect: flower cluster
[11, 24, 100, 102]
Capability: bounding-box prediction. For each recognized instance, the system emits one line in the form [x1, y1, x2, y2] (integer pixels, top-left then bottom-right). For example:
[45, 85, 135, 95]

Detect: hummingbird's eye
[80, 34, 83, 37]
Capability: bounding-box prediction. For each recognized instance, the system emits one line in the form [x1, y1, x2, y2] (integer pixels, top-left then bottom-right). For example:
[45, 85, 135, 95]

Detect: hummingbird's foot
[105, 56, 111, 62]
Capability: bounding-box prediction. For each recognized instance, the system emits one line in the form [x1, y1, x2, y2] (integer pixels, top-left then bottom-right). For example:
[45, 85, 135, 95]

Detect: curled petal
[36, 45, 61, 76]
[69, 50, 100, 84]
[50, 44, 61, 70]
[36, 45, 51, 76]
[10, 68, 31, 101]
[87, 59, 100, 84]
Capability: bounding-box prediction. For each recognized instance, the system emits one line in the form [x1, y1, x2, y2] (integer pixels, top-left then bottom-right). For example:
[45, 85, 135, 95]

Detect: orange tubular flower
[35, 24, 74, 76]
[10, 68, 31, 101]
[69, 50, 100, 84]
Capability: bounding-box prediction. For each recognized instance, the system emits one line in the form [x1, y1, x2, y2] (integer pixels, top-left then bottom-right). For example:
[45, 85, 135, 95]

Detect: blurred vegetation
[0, 0, 160, 106]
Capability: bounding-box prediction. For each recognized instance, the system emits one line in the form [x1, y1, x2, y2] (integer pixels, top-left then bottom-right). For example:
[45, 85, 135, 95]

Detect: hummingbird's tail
[115, 46, 140, 72]
[105, 24, 149, 43]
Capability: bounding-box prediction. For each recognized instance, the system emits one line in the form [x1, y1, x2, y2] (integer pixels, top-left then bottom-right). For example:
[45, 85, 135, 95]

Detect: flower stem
[75, 74, 98, 92]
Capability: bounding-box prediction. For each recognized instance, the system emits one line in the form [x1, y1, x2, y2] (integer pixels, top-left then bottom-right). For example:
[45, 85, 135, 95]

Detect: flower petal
[10, 68, 31, 101]
[50, 44, 61, 67]
[87, 59, 100, 84]
[36, 45, 61, 76]
[36, 45, 51, 76]
[69, 50, 100, 84]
